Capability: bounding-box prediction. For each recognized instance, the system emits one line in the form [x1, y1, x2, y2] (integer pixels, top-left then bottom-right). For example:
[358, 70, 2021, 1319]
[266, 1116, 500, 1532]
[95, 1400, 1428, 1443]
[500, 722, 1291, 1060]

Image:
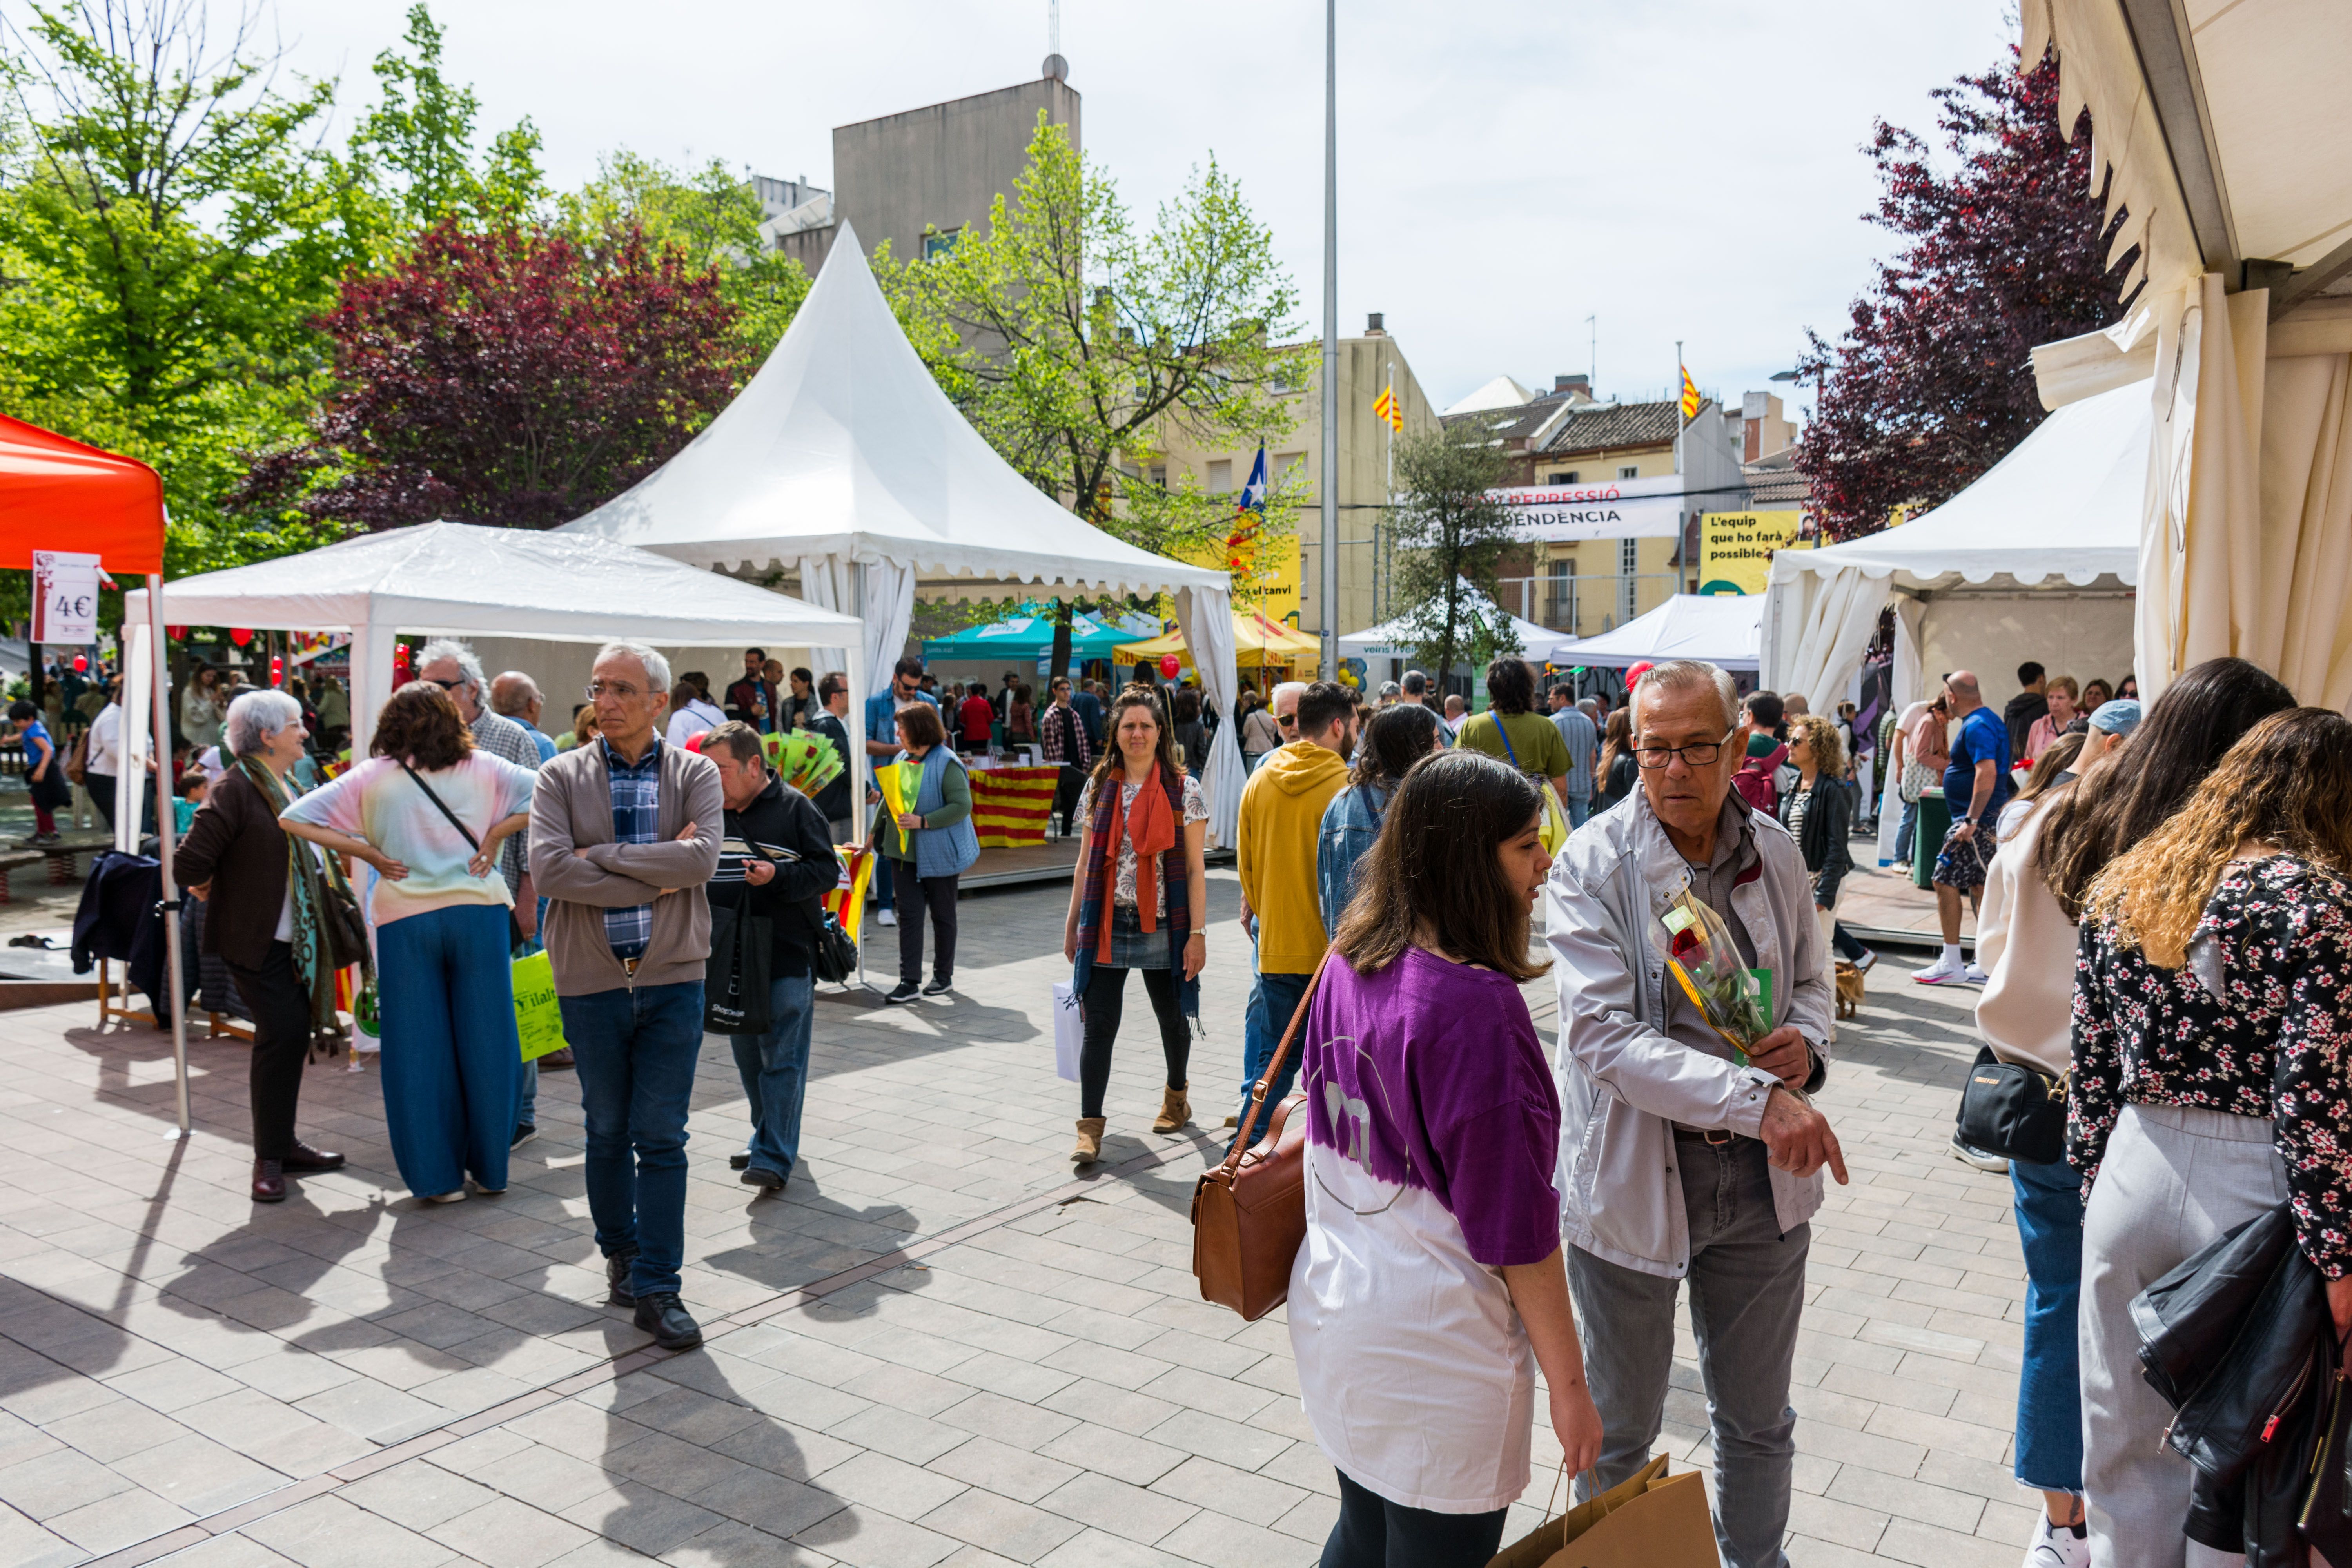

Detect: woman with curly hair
[2071, 707, 2352, 1565]
[279, 682, 538, 1203]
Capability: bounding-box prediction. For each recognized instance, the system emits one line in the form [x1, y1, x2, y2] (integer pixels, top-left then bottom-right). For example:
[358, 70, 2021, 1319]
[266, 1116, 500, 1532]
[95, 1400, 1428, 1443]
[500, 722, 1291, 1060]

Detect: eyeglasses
[584, 681, 643, 701]
[1276, 713, 1297, 727]
[424, 676, 466, 692]
[1632, 729, 1736, 769]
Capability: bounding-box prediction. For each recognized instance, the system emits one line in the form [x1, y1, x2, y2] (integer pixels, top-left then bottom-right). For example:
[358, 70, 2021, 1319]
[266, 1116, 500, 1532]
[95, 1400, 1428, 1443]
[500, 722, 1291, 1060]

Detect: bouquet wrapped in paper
[1657, 887, 1770, 1065]
[765, 730, 844, 800]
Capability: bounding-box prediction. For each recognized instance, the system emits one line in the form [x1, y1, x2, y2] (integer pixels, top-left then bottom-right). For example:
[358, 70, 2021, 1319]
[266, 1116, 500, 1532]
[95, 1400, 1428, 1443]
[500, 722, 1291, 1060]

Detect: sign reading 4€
[31, 550, 104, 644]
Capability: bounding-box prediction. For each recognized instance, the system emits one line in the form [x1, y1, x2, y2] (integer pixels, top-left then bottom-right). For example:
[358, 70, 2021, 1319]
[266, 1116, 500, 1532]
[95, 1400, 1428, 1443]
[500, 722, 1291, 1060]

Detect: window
[1277, 452, 1307, 480]
[1544, 559, 1578, 630]
[1619, 538, 1640, 622]
[1547, 470, 1582, 485]
[1617, 464, 1640, 480]
[1207, 459, 1233, 492]
[922, 228, 962, 260]
[1149, 465, 1167, 489]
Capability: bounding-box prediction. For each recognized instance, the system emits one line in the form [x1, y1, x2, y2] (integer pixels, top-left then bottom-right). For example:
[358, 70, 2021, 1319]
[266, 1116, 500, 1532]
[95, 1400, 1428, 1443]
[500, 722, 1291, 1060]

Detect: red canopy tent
[0, 414, 189, 1132]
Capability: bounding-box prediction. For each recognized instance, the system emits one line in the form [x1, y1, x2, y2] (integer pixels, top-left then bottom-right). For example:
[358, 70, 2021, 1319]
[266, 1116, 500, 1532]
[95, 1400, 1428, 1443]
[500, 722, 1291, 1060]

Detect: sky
[243, 0, 2020, 424]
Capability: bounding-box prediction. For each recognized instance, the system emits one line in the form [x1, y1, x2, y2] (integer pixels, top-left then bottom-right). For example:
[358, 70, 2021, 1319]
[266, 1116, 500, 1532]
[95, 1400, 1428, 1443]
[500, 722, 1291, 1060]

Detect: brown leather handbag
[1190, 958, 1327, 1321]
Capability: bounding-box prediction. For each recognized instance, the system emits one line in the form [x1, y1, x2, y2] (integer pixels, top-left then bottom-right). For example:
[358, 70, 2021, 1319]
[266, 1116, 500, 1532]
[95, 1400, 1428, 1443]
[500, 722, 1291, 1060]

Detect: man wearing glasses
[1039, 676, 1091, 836]
[1543, 659, 1844, 1568]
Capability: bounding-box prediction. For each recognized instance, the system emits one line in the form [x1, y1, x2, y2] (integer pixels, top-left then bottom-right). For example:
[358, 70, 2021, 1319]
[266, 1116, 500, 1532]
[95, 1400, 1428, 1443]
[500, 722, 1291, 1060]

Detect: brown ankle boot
[1071, 1117, 1106, 1166]
[1152, 1085, 1191, 1134]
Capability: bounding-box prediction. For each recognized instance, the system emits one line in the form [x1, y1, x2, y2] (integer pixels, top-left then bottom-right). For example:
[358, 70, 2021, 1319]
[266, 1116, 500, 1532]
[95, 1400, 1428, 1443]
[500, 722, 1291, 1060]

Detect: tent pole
[147, 576, 191, 1138]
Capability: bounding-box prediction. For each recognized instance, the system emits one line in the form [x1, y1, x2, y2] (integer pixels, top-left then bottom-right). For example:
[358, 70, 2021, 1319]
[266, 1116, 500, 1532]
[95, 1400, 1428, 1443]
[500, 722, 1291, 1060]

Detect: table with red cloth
[966, 764, 1061, 848]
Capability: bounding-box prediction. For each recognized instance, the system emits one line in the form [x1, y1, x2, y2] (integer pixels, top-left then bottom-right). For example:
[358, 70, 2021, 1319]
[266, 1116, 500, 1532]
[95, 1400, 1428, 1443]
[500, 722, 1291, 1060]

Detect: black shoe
[605, 1248, 639, 1307]
[729, 1151, 751, 1170]
[883, 982, 922, 1005]
[251, 1158, 286, 1204]
[741, 1165, 786, 1192]
[633, 1292, 703, 1351]
[921, 976, 953, 998]
[539, 1047, 575, 1070]
[279, 1142, 345, 1173]
[510, 1124, 537, 1151]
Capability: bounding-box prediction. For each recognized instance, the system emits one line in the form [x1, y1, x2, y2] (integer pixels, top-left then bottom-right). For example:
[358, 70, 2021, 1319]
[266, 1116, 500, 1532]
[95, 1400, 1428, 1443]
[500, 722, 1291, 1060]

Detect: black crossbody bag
[401, 762, 525, 950]
[1955, 1044, 2068, 1165]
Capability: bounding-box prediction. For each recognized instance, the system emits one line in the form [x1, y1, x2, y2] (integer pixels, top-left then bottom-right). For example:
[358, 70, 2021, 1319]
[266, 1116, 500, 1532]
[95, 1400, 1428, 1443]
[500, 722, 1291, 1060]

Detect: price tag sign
[31, 550, 103, 644]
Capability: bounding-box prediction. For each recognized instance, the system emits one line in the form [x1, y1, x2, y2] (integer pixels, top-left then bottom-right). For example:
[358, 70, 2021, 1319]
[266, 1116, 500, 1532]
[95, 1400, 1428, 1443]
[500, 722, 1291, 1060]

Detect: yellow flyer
[872, 763, 909, 821]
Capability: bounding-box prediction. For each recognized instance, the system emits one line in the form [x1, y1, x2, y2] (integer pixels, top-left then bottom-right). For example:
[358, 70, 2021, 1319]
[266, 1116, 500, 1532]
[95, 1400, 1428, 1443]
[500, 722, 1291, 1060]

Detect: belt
[1673, 1125, 1740, 1146]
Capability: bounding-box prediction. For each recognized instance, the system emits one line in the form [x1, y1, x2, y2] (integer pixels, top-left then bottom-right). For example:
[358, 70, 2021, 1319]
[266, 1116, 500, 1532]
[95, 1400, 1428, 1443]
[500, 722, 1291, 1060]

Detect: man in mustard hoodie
[1233, 680, 1354, 1138]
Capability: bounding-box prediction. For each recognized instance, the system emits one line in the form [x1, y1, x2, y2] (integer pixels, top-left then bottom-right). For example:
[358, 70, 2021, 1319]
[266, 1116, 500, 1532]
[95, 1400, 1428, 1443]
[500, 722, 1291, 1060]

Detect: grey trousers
[2080, 1102, 2286, 1568]
[1567, 1134, 1809, 1568]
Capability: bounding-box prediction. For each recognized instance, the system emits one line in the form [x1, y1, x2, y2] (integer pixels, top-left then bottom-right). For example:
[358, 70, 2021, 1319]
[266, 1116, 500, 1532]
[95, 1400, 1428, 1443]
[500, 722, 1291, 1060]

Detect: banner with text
[1494, 475, 1686, 542]
[30, 550, 103, 644]
[1698, 511, 1809, 595]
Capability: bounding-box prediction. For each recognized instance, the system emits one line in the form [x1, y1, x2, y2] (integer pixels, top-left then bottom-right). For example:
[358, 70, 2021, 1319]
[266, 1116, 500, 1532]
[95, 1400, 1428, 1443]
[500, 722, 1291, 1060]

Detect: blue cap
[2088, 699, 2141, 737]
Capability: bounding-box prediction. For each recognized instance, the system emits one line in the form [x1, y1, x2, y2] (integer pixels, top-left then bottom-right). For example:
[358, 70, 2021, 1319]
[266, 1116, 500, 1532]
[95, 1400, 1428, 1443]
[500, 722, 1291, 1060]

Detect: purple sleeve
[1439, 1097, 1564, 1267]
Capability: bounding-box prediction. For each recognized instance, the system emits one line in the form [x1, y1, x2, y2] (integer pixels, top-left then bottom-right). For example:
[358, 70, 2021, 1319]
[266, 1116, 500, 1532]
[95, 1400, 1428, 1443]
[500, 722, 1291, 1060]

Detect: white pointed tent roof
[1553, 593, 1765, 671]
[560, 223, 1221, 596]
[1441, 374, 1537, 416]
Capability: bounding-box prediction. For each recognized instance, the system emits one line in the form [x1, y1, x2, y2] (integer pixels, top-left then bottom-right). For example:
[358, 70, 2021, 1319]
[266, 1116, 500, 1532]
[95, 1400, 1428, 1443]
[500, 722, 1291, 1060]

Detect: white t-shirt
[87, 703, 123, 778]
[665, 698, 726, 749]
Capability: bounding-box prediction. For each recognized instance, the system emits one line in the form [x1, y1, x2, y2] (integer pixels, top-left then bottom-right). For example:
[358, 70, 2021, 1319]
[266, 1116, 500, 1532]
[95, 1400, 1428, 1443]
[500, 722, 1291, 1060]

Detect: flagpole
[1318, 0, 1338, 682]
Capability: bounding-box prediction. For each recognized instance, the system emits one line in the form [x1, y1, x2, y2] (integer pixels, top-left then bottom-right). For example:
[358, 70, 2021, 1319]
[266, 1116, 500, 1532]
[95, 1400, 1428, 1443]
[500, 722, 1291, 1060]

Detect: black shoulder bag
[1955, 1045, 2067, 1166]
[796, 895, 857, 985]
[401, 762, 524, 950]
[704, 898, 774, 1035]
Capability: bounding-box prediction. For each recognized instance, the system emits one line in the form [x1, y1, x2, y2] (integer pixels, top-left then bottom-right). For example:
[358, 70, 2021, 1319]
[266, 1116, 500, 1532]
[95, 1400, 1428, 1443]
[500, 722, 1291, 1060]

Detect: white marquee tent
[120, 524, 870, 853]
[1553, 594, 1766, 672]
[559, 223, 1248, 844]
[1337, 594, 1577, 669]
[1762, 379, 2148, 720]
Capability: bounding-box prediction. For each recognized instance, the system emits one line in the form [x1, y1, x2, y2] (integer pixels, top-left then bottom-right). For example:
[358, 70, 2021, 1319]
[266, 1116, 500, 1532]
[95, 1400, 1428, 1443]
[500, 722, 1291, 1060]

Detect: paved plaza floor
[0, 871, 2038, 1568]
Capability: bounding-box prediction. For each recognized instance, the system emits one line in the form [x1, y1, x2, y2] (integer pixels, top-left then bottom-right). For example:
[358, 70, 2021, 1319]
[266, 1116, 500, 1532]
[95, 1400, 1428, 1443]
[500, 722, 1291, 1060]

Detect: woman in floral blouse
[2071, 708, 2352, 1568]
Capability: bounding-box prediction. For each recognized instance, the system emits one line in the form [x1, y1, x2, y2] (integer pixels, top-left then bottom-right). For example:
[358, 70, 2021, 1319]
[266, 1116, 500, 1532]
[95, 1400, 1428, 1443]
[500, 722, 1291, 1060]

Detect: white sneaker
[1962, 963, 1991, 985]
[877, 908, 897, 927]
[2022, 1512, 2090, 1568]
[1912, 958, 1966, 985]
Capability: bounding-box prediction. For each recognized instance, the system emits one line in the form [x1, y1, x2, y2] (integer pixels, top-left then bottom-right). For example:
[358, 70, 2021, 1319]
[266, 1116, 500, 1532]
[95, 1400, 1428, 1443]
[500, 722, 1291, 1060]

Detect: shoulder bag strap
[401, 760, 482, 851]
[1493, 715, 1520, 769]
[1219, 951, 1333, 1178]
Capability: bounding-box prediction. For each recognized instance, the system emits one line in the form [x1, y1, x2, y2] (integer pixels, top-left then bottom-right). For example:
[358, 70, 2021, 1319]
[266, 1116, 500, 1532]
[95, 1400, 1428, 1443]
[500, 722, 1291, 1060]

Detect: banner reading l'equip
[1492, 475, 1686, 541]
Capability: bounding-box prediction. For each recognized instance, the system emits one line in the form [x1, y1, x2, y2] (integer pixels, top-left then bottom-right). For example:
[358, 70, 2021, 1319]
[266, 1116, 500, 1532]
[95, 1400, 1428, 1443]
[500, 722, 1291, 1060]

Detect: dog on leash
[1833, 961, 1866, 1020]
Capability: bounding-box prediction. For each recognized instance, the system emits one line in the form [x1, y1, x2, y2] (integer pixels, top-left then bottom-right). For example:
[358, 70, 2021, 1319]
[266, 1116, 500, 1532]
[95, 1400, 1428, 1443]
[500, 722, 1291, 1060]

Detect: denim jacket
[1315, 782, 1388, 940]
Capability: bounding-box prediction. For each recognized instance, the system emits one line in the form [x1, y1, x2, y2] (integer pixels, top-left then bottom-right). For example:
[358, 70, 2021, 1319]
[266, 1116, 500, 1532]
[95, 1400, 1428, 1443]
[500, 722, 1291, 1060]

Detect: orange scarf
[1098, 771, 1178, 959]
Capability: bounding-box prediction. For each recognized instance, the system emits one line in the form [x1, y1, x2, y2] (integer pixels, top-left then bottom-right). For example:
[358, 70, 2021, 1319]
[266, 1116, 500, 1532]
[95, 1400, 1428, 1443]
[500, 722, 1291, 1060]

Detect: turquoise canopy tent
[921, 610, 1152, 662]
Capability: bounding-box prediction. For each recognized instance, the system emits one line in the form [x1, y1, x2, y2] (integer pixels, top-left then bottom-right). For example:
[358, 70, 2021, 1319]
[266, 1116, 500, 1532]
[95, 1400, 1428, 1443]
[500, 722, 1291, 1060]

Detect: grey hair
[1272, 680, 1308, 707]
[225, 689, 304, 757]
[1577, 697, 1599, 717]
[1377, 681, 1401, 699]
[489, 671, 539, 717]
[416, 638, 485, 690]
[1399, 670, 1429, 695]
[1630, 659, 1741, 737]
[594, 640, 671, 695]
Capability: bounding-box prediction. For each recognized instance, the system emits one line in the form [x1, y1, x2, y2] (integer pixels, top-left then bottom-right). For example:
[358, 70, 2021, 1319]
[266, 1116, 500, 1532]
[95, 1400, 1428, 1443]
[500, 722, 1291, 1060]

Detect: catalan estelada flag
[1372, 379, 1402, 432]
[1225, 445, 1270, 577]
[1679, 365, 1703, 421]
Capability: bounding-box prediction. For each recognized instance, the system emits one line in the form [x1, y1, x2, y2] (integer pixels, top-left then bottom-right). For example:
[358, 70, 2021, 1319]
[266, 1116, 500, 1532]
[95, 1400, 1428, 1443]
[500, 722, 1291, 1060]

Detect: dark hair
[1172, 686, 1200, 722]
[371, 682, 474, 771]
[2018, 661, 2046, 686]
[817, 671, 846, 701]
[894, 701, 946, 750]
[178, 769, 209, 796]
[702, 720, 764, 766]
[1295, 680, 1353, 739]
[969, 679, 988, 698]
[1598, 707, 1633, 788]
[2082, 678, 2114, 709]
[1331, 751, 1550, 983]
[1350, 702, 1443, 795]
[893, 655, 924, 682]
[1484, 657, 1536, 715]
[1088, 685, 1181, 793]
[2041, 656, 2297, 919]
[745, 647, 766, 661]
[7, 700, 33, 722]
[1014, 682, 1033, 706]
[1744, 690, 1784, 731]
[791, 666, 811, 686]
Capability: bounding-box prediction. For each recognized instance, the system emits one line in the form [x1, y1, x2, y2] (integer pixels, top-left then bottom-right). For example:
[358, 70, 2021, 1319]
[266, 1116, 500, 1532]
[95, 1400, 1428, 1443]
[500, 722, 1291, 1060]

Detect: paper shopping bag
[511, 951, 569, 1063]
[1489, 1455, 1720, 1568]
[1051, 981, 1082, 1082]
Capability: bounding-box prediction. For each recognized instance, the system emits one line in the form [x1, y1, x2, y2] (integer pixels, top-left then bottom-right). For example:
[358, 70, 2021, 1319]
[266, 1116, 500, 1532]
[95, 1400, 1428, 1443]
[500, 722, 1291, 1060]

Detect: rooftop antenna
[1043, 0, 1067, 80]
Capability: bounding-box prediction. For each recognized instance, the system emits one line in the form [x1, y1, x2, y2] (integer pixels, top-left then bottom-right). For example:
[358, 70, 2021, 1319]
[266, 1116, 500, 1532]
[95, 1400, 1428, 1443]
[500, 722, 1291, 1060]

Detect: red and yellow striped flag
[1372, 379, 1402, 432]
[1679, 365, 1702, 421]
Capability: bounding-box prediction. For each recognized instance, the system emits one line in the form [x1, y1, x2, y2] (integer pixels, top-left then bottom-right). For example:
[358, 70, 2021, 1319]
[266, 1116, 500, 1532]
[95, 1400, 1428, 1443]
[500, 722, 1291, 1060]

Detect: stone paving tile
[0, 877, 2044, 1565]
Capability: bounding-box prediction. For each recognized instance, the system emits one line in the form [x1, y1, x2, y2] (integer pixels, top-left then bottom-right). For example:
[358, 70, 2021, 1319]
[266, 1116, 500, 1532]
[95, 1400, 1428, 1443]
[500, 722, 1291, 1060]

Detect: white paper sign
[1494, 475, 1687, 541]
[31, 550, 103, 644]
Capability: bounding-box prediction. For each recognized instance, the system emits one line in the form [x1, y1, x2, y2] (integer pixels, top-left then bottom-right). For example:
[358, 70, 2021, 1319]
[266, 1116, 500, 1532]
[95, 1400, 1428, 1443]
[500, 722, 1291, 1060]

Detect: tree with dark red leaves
[1792, 56, 2136, 541]
[260, 220, 743, 530]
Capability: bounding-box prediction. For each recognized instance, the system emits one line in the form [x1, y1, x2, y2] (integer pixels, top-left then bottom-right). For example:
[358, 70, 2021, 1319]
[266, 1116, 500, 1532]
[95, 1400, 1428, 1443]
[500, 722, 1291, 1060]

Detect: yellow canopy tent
[1118, 611, 1319, 682]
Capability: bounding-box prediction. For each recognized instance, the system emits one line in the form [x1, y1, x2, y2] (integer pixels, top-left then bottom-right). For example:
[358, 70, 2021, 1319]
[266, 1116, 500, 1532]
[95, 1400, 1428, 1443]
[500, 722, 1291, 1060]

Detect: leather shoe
[279, 1142, 345, 1173]
[633, 1292, 703, 1351]
[539, 1047, 575, 1070]
[251, 1158, 286, 1203]
[605, 1248, 639, 1307]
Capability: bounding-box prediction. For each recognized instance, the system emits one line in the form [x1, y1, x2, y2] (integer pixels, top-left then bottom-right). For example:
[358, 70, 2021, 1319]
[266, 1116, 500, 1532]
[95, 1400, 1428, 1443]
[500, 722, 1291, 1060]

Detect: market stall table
[965, 761, 1060, 848]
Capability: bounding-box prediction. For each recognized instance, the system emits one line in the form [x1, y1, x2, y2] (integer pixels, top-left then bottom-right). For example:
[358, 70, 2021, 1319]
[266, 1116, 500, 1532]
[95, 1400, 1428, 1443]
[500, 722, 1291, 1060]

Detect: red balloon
[72, 653, 88, 672]
[1625, 661, 1653, 687]
[269, 655, 284, 687]
[229, 627, 254, 646]
[1159, 652, 1181, 679]
[165, 625, 187, 640]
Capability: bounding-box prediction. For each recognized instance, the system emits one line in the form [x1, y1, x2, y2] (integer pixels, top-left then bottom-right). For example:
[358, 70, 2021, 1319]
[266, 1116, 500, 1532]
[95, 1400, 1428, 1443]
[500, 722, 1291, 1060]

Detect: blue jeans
[1892, 798, 1918, 864]
[1563, 792, 1592, 829]
[558, 980, 703, 1299]
[515, 897, 550, 1131]
[375, 904, 520, 1198]
[730, 971, 815, 1181]
[1233, 965, 1312, 1145]
[2011, 1154, 2085, 1493]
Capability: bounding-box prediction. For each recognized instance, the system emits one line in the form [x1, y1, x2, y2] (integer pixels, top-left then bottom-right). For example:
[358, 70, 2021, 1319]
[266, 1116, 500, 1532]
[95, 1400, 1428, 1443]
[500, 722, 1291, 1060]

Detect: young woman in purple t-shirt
[1289, 750, 1604, 1567]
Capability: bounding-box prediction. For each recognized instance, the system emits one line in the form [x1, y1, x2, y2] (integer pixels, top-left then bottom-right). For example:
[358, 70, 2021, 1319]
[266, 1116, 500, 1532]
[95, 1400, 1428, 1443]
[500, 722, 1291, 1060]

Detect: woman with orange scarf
[1062, 686, 1210, 1165]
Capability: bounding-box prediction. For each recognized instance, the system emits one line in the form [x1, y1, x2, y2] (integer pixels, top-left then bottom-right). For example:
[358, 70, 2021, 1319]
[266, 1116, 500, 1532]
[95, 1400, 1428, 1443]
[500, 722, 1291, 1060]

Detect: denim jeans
[1568, 1134, 1809, 1568]
[1893, 797, 1918, 864]
[2010, 1154, 2084, 1494]
[376, 904, 521, 1198]
[1563, 792, 1592, 829]
[558, 980, 703, 1299]
[730, 971, 815, 1181]
[1233, 964, 1312, 1145]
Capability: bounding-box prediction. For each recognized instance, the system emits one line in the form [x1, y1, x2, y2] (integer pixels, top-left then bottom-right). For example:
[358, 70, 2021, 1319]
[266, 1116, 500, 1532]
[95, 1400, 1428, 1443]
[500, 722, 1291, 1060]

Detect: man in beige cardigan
[532, 641, 722, 1352]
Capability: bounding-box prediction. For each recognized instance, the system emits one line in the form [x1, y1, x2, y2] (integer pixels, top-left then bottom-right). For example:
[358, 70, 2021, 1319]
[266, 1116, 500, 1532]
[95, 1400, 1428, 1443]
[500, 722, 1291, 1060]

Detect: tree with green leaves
[886, 114, 1308, 671]
[1386, 424, 1523, 692]
[348, 4, 546, 239]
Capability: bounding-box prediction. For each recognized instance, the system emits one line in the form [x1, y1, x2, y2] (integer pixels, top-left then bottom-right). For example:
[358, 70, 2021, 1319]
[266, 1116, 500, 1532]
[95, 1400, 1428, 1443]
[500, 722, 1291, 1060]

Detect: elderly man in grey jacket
[1545, 659, 1846, 1568]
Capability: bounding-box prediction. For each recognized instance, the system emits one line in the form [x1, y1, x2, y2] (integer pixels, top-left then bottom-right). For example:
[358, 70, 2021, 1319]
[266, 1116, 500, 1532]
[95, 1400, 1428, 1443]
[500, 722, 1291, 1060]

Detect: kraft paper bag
[1490, 1456, 1721, 1568]
[1051, 980, 1082, 1082]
